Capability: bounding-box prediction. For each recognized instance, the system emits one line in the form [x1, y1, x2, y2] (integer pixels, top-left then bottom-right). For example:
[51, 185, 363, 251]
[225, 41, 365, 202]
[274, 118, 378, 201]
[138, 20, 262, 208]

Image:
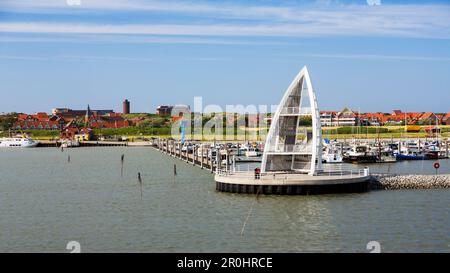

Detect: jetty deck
[153, 138, 372, 194]
[153, 138, 220, 173]
[37, 140, 153, 147]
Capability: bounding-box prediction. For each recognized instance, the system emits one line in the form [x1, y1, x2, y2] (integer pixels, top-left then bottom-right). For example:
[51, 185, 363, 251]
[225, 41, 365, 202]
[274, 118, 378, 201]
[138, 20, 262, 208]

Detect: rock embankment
[370, 174, 450, 190]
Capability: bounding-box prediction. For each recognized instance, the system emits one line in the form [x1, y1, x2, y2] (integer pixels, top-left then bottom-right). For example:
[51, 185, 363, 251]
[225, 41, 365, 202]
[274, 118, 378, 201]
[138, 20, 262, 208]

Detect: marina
[149, 66, 450, 195]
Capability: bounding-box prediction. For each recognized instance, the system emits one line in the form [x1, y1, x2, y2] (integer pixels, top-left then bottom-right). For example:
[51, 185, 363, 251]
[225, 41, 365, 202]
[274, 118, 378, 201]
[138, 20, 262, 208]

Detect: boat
[396, 141, 427, 160]
[394, 140, 442, 160]
[322, 152, 343, 163]
[0, 137, 39, 148]
[378, 151, 397, 163]
[322, 145, 343, 163]
[395, 153, 427, 160]
[343, 145, 377, 163]
[238, 145, 260, 157]
[372, 142, 397, 163]
[60, 139, 80, 148]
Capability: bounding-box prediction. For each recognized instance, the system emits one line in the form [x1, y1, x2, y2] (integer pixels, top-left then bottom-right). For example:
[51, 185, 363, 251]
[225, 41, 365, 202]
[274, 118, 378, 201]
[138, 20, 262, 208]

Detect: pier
[153, 138, 221, 173]
[37, 140, 153, 147]
[152, 137, 372, 195]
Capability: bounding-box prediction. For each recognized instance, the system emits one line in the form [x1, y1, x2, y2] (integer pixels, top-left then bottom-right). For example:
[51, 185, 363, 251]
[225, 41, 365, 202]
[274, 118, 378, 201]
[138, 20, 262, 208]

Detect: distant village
[320, 108, 450, 127]
[1, 98, 450, 141]
[2, 100, 191, 140]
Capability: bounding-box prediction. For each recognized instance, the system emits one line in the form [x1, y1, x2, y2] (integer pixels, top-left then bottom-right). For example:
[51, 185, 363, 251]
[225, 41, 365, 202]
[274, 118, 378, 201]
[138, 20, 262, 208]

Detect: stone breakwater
[370, 174, 450, 190]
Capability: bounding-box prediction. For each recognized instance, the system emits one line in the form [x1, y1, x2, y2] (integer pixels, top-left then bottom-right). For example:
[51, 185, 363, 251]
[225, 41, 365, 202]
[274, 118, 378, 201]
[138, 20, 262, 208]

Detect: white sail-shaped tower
[261, 66, 322, 176]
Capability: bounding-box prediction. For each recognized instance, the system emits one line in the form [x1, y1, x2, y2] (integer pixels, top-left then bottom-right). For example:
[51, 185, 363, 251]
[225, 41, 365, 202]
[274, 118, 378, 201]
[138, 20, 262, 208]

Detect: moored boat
[0, 137, 39, 148]
[343, 145, 377, 163]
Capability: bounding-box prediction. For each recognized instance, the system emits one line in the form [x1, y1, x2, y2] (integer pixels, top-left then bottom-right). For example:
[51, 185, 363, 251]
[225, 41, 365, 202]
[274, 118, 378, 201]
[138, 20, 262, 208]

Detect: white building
[319, 108, 358, 127]
[261, 66, 322, 176]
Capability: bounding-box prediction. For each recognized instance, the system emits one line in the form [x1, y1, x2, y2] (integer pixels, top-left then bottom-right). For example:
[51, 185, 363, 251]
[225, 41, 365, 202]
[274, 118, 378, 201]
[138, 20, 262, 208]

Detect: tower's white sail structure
[261, 66, 322, 176]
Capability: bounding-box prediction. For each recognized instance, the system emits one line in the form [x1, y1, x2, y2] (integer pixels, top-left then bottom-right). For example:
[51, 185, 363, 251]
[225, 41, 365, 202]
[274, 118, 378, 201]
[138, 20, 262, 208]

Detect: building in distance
[123, 99, 130, 114]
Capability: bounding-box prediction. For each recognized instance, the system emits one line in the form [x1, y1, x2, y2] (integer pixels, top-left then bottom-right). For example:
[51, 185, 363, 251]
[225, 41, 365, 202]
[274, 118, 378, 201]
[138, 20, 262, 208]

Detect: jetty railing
[152, 138, 369, 178]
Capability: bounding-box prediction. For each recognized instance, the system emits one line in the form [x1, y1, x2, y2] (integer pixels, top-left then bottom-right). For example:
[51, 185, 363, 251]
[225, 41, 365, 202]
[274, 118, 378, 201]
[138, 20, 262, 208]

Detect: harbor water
[0, 147, 449, 253]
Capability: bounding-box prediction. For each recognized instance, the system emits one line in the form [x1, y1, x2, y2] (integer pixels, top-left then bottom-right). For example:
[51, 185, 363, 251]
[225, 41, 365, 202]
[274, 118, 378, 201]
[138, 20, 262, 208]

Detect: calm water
[0, 147, 449, 253]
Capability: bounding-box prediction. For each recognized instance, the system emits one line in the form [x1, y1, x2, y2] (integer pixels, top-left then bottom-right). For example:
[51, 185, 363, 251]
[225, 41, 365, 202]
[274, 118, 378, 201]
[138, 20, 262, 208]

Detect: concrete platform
[215, 172, 371, 195]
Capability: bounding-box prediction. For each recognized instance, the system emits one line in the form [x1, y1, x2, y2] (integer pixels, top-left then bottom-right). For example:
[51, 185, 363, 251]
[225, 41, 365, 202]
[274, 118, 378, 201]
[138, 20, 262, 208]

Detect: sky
[0, 0, 450, 114]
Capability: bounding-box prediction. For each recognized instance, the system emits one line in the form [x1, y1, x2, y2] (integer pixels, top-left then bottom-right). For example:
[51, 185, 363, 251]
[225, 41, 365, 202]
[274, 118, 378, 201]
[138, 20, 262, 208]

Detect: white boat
[60, 139, 80, 148]
[322, 150, 343, 163]
[0, 137, 39, 148]
[322, 141, 343, 163]
[239, 144, 259, 157]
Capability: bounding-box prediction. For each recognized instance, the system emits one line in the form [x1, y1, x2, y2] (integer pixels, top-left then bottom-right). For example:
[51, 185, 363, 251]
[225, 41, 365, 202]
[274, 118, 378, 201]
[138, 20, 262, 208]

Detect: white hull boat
[0, 137, 39, 148]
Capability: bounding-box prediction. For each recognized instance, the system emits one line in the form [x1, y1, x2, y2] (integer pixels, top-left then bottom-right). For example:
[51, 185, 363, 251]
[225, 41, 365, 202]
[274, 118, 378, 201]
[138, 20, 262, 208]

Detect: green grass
[93, 127, 171, 136]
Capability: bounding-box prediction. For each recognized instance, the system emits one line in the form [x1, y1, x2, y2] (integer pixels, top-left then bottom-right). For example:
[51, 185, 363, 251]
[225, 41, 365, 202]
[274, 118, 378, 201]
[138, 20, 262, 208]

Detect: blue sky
[1, 0, 450, 114]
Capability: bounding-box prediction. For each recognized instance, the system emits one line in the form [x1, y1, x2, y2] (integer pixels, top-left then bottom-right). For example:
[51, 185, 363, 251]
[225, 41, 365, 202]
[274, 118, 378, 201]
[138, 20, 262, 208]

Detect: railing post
[232, 155, 236, 173]
[225, 151, 228, 174]
[364, 167, 369, 176]
[216, 150, 220, 175]
[210, 149, 213, 173]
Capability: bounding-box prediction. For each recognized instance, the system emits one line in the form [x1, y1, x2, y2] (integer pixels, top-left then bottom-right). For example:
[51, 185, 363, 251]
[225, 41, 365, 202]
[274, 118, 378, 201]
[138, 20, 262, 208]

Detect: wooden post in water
[173, 164, 177, 183]
[138, 172, 143, 200]
[121, 154, 125, 178]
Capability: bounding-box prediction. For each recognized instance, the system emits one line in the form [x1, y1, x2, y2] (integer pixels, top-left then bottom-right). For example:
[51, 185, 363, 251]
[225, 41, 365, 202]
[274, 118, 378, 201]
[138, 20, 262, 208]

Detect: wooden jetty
[152, 138, 372, 195]
[153, 138, 224, 174]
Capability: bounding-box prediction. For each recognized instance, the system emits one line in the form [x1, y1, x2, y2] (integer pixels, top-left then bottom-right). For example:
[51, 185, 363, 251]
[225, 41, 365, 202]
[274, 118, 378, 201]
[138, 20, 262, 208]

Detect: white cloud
[0, 1, 449, 39]
[288, 53, 450, 62]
